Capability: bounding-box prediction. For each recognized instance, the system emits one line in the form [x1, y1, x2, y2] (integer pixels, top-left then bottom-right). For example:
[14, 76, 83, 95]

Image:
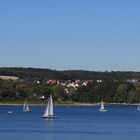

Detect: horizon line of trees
[0, 67, 140, 81]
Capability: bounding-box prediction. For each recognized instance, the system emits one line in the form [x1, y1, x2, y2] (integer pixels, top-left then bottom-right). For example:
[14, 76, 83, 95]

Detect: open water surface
[0, 105, 140, 140]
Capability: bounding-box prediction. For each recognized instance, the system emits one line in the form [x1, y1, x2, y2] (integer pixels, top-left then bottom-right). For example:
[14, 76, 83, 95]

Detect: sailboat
[7, 111, 13, 114]
[99, 100, 107, 112]
[23, 98, 32, 112]
[42, 94, 54, 119]
[137, 104, 140, 111]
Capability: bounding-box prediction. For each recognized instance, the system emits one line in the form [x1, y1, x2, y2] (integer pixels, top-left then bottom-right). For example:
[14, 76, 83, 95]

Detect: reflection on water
[0, 105, 140, 140]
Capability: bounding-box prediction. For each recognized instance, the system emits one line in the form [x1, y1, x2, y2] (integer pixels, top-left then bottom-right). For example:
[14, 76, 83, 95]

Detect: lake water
[0, 105, 140, 140]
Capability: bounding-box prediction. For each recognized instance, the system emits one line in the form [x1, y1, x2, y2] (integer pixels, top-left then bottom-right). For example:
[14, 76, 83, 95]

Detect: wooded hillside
[0, 67, 140, 103]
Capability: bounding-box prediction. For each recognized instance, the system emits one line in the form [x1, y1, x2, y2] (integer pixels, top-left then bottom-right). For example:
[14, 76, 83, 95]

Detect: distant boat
[99, 101, 107, 112]
[42, 94, 54, 119]
[23, 99, 32, 112]
[7, 111, 13, 114]
[137, 104, 140, 111]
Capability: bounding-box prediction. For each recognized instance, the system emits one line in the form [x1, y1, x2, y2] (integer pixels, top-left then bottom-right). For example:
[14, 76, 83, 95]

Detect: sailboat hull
[99, 109, 107, 112]
[23, 109, 32, 112]
[42, 116, 57, 119]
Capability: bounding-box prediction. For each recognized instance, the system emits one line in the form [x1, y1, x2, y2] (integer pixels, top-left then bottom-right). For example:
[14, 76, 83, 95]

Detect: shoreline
[0, 102, 138, 106]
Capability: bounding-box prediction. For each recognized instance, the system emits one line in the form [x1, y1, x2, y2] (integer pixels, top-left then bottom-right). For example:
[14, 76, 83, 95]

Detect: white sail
[23, 99, 27, 111]
[100, 101, 104, 110]
[23, 99, 32, 112]
[43, 94, 53, 118]
[99, 100, 107, 112]
[26, 105, 29, 110]
[137, 104, 140, 111]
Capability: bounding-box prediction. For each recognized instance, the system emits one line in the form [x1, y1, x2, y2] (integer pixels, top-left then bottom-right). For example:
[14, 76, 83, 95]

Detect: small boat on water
[99, 101, 107, 112]
[23, 98, 32, 112]
[137, 104, 140, 111]
[7, 111, 13, 114]
[42, 94, 55, 119]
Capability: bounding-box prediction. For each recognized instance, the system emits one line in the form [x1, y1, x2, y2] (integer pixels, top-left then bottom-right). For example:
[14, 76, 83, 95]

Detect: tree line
[0, 79, 140, 103]
[0, 67, 140, 81]
[0, 67, 140, 103]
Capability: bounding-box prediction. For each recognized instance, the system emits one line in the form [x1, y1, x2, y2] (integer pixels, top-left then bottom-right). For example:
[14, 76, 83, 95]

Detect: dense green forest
[0, 67, 140, 104]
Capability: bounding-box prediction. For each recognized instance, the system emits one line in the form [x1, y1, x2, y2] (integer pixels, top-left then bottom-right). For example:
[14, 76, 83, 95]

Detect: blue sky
[0, 0, 140, 71]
